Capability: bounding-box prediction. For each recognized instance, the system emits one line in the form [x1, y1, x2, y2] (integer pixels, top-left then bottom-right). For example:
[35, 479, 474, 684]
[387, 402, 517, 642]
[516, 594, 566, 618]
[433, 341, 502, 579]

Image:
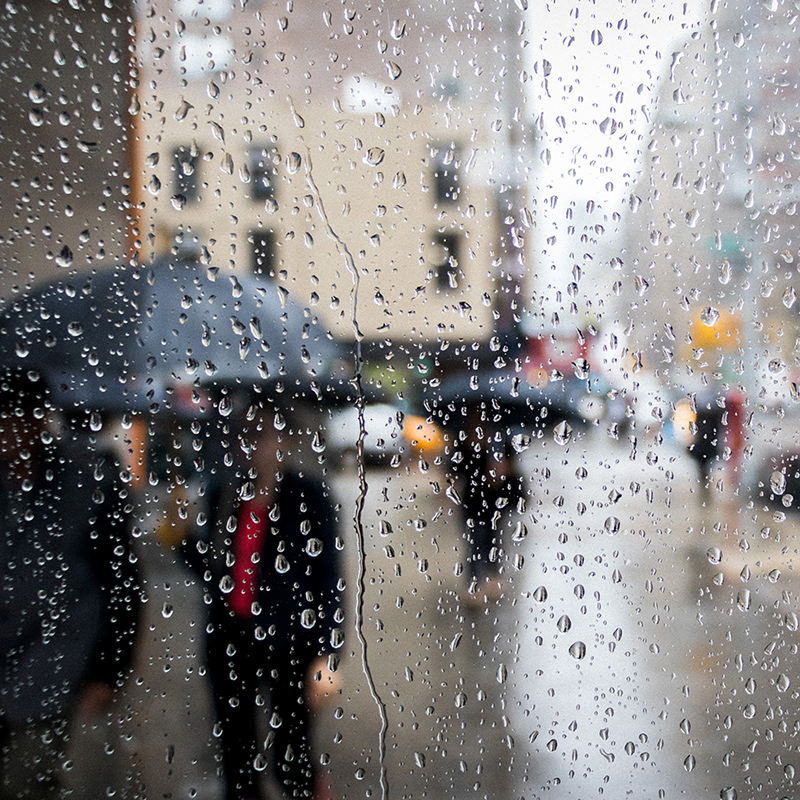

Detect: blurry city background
[4, 0, 800, 797]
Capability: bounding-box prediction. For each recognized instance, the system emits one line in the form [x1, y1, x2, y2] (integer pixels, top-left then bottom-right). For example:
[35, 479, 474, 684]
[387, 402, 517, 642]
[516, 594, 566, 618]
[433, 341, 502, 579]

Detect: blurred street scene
[58, 420, 800, 800]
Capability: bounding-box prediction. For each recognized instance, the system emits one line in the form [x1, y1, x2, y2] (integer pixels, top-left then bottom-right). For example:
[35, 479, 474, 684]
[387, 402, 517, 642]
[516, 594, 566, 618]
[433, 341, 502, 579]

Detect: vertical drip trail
[305, 152, 390, 800]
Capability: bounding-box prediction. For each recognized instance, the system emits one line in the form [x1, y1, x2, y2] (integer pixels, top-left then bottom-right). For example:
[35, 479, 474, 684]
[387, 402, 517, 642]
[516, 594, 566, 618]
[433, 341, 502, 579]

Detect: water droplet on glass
[454, 691, 467, 708]
[700, 307, 720, 327]
[380, 520, 393, 537]
[532, 585, 547, 603]
[275, 554, 290, 574]
[148, 175, 161, 195]
[557, 615, 571, 633]
[604, 516, 620, 535]
[783, 287, 797, 309]
[218, 395, 233, 417]
[707, 547, 722, 564]
[55, 246, 73, 268]
[777, 673, 790, 692]
[572, 358, 590, 380]
[300, 609, 316, 629]
[511, 521, 528, 542]
[219, 575, 235, 594]
[390, 19, 406, 39]
[162, 602, 174, 619]
[496, 664, 507, 684]
[364, 147, 385, 166]
[591, 29, 603, 45]
[786, 612, 799, 631]
[67, 321, 83, 337]
[720, 787, 737, 800]
[28, 83, 46, 103]
[386, 62, 402, 80]
[737, 589, 751, 611]
[171, 194, 186, 211]
[414, 752, 425, 768]
[286, 152, 302, 174]
[771, 471, 787, 496]
[569, 641, 587, 660]
[684, 755, 696, 772]
[553, 419, 572, 445]
[28, 109, 44, 127]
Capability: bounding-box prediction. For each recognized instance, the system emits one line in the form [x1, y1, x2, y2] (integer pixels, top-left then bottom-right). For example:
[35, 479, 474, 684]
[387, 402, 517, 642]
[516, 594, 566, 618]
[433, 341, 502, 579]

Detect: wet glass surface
[2, 1, 800, 799]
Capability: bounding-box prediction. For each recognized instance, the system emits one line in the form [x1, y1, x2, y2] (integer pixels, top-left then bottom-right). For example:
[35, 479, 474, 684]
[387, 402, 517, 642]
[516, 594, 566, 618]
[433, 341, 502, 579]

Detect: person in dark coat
[0, 370, 140, 799]
[449, 402, 523, 604]
[182, 398, 343, 800]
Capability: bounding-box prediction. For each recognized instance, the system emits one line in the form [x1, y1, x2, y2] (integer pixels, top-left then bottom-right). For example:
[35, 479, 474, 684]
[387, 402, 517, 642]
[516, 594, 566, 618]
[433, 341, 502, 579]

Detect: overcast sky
[522, 0, 707, 327]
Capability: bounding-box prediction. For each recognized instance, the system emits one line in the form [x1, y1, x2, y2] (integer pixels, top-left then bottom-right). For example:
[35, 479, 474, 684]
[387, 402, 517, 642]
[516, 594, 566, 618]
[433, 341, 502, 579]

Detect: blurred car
[325, 402, 406, 467]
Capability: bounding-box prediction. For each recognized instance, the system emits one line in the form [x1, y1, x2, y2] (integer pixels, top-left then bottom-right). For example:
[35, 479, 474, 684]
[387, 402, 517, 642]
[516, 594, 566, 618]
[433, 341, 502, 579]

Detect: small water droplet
[684, 754, 696, 772]
[67, 321, 83, 337]
[511, 521, 528, 542]
[496, 664, 507, 684]
[737, 589, 751, 611]
[414, 752, 425, 768]
[783, 287, 797, 308]
[28, 108, 44, 127]
[777, 673, 790, 692]
[591, 29, 603, 45]
[162, 602, 174, 619]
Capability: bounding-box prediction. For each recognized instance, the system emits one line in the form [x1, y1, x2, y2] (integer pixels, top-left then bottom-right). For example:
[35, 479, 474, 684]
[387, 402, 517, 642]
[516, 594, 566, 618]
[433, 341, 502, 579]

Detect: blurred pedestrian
[449, 402, 523, 605]
[0, 370, 141, 799]
[181, 396, 343, 800]
[687, 394, 725, 495]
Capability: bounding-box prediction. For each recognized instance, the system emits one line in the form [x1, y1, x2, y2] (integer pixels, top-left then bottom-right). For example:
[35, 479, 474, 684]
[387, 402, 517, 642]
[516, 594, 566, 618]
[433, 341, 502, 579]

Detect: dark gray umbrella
[419, 368, 590, 428]
[0, 258, 343, 412]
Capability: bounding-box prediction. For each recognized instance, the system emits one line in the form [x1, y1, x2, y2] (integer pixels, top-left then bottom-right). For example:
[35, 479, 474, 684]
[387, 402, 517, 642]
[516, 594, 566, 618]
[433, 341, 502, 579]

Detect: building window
[250, 230, 277, 278]
[249, 145, 279, 201]
[173, 145, 199, 202]
[432, 144, 460, 204]
[431, 232, 463, 290]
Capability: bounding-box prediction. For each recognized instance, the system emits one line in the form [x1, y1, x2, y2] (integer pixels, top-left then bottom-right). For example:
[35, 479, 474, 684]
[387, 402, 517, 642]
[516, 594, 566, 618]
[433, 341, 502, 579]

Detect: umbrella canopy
[419, 368, 593, 429]
[0, 258, 343, 412]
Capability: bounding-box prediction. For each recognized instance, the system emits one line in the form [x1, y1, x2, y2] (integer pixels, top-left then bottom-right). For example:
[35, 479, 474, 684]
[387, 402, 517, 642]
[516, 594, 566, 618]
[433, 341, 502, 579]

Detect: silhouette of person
[181, 396, 343, 800]
[0, 370, 141, 799]
[450, 402, 523, 604]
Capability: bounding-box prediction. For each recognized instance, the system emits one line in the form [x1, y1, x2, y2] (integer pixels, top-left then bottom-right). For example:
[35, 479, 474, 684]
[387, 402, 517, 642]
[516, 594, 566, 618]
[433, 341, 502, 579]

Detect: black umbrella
[0, 258, 343, 412]
[419, 368, 591, 428]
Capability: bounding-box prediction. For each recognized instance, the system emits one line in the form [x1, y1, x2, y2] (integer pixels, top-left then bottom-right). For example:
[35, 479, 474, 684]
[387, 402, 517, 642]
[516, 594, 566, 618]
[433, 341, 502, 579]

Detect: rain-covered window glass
[7, 1, 800, 799]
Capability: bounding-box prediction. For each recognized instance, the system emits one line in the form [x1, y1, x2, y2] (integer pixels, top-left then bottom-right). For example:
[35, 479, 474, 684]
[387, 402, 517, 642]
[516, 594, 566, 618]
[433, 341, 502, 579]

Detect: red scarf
[228, 499, 269, 619]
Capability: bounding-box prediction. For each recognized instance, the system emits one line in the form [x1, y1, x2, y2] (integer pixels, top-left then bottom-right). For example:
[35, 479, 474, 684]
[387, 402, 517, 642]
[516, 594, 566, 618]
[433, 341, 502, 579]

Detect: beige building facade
[131, 0, 529, 351]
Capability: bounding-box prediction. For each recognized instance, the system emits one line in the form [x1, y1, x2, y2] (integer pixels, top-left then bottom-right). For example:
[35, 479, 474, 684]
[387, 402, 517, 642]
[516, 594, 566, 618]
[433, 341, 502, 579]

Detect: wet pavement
[63, 425, 800, 799]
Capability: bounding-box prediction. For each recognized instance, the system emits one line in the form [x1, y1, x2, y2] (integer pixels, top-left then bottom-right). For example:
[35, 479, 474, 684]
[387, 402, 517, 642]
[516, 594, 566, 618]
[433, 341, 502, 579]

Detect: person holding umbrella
[0, 370, 141, 799]
[180, 393, 343, 800]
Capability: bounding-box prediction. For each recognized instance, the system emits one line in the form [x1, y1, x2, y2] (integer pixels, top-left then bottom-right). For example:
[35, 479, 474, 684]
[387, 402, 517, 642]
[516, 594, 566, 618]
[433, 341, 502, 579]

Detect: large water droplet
[569, 641, 586, 660]
[700, 306, 720, 327]
[771, 471, 787, 496]
[275, 554, 290, 574]
[386, 62, 402, 80]
[553, 419, 572, 445]
[364, 147, 385, 166]
[707, 547, 722, 564]
[572, 358, 590, 379]
[604, 516, 620, 535]
[390, 19, 406, 39]
[557, 615, 571, 633]
[286, 152, 302, 174]
[55, 245, 73, 268]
